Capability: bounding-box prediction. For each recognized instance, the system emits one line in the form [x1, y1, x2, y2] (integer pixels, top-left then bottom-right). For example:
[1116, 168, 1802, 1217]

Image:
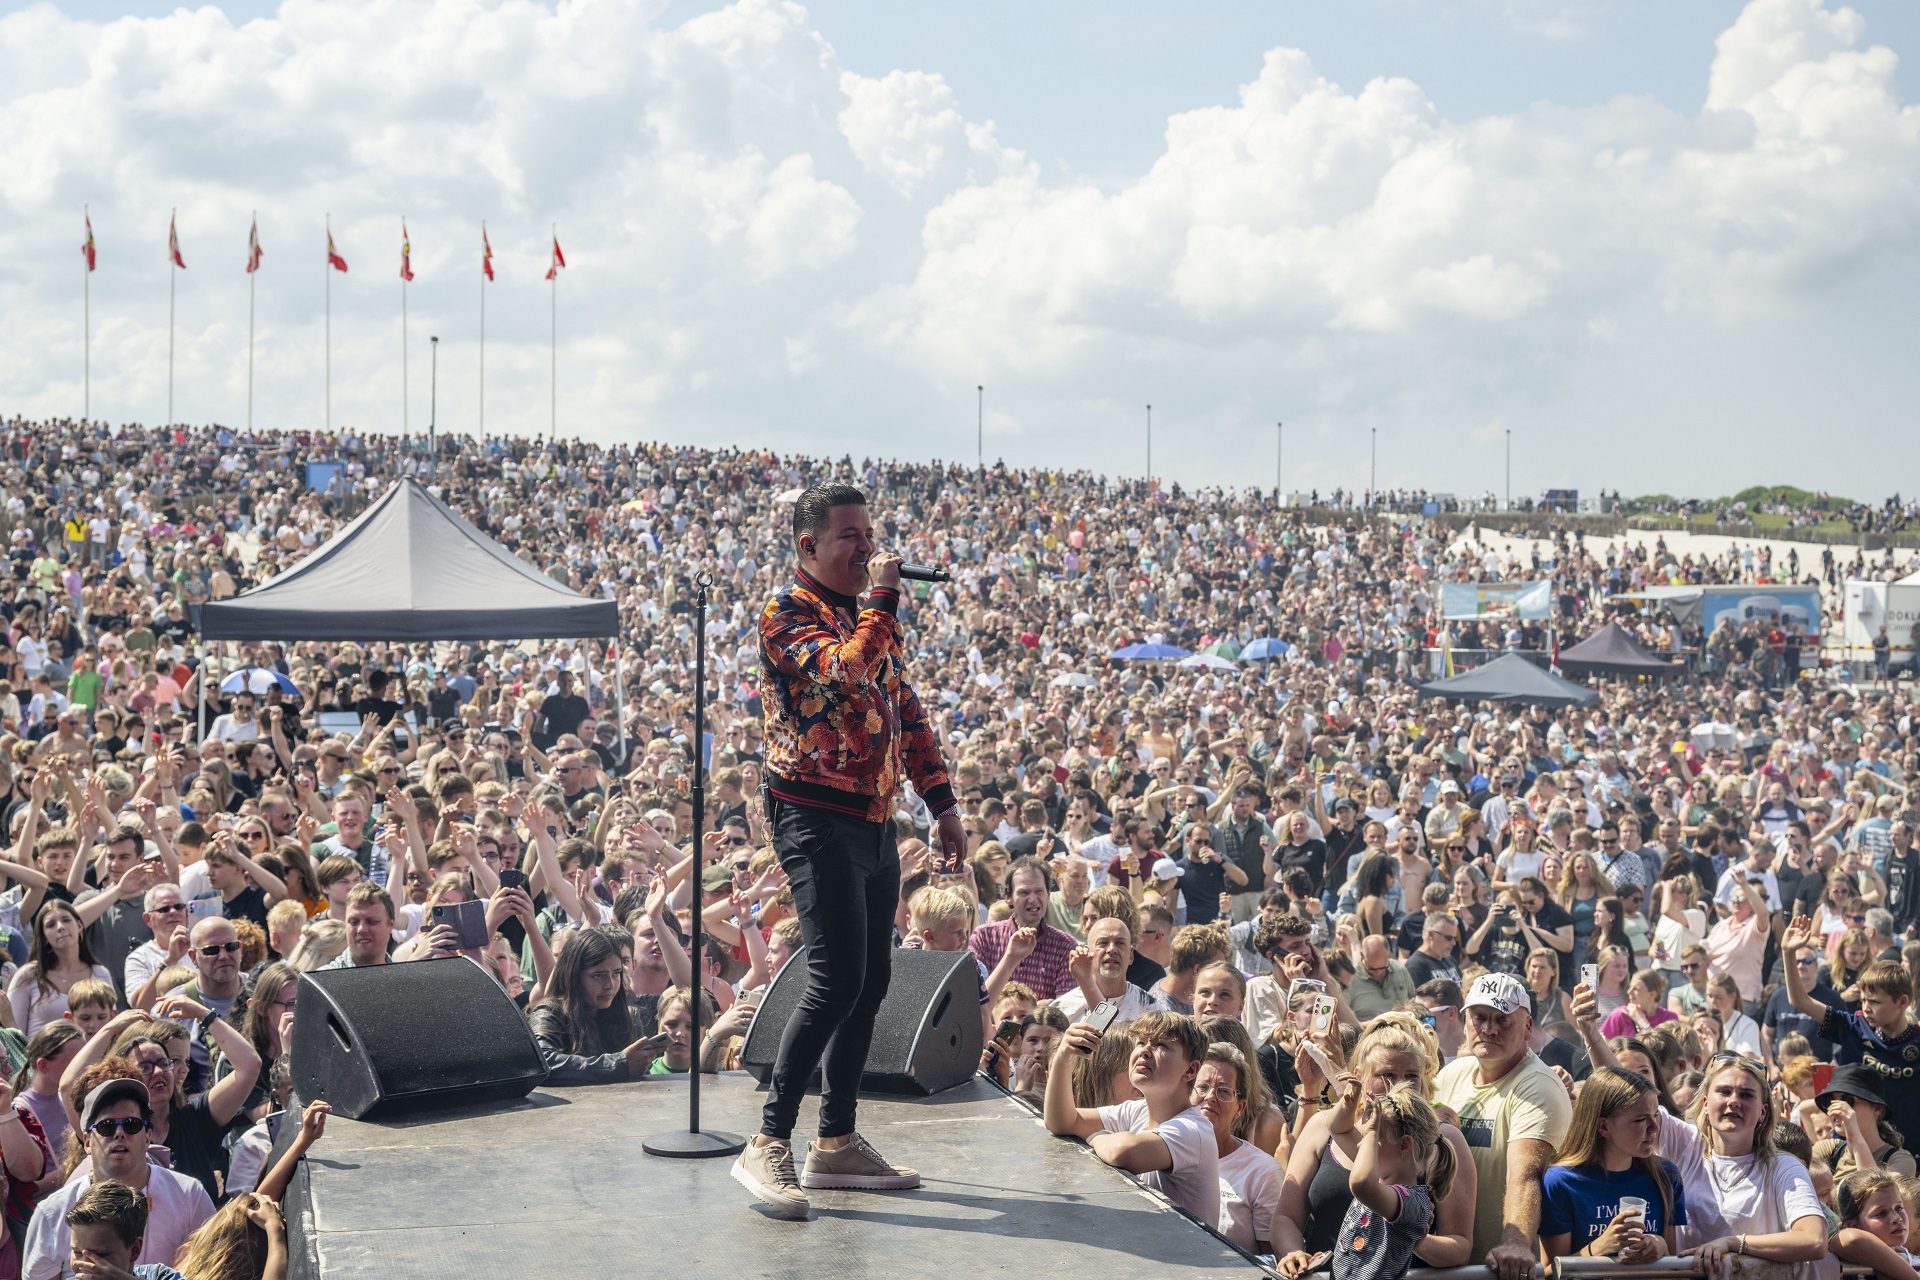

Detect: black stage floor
[285, 1073, 1269, 1278]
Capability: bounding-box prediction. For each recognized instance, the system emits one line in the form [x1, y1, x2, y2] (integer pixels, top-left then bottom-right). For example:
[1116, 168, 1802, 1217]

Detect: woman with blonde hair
[172, 1191, 288, 1280]
[287, 919, 348, 971]
[1574, 988, 1829, 1277]
[1830, 927, 1876, 1008]
[1524, 948, 1566, 1027]
[1652, 877, 1706, 995]
[1555, 852, 1606, 960]
[1275, 1012, 1477, 1269]
[1069, 1027, 1137, 1110]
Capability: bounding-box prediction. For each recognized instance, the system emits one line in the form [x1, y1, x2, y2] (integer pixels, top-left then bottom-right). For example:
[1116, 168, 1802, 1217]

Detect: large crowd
[3, 415, 1920, 1279]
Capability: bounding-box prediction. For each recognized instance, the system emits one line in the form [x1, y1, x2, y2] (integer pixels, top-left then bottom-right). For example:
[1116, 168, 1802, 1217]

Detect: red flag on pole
[82, 213, 97, 272]
[401, 222, 415, 282]
[545, 234, 565, 281]
[247, 217, 263, 274]
[327, 231, 349, 273]
[168, 214, 186, 269]
[482, 228, 494, 281]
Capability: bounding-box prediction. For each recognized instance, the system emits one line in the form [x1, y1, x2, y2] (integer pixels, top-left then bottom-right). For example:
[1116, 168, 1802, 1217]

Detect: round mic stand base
[641, 1127, 747, 1160]
[641, 571, 746, 1164]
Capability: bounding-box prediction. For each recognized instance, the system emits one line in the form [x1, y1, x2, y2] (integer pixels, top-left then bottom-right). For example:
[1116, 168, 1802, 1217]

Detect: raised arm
[1041, 1023, 1109, 1139]
[644, 874, 692, 990]
[154, 992, 261, 1126]
[760, 591, 902, 696]
[527, 808, 585, 923]
[131, 796, 181, 885]
[225, 839, 289, 904]
[1780, 913, 1835, 1024]
[254, 1101, 331, 1202]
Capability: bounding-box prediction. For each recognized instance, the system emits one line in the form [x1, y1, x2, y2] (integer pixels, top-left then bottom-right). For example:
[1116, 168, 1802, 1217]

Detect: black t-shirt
[1475, 919, 1530, 978]
[1276, 840, 1328, 893]
[427, 686, 462, 724]
[1177, 855, 1228, 925]
[354, 695, 405, 727]
[1406, 948, 1461, 987]
[1395, 910, 1428, 958]
[541, 693, 591, 743]
[1522, 899, 1575, 988]
[159, 1093, 230, 1202]
[1126, 953, 1167, 991]
[222, 885, 272, 932]
[1323, 825, 1368, 893]
[1536, 1033, 1591, 1081]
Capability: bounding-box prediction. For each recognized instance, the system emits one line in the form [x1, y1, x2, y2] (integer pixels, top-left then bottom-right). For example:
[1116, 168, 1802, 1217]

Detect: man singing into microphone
[732, 482, 967, 1218]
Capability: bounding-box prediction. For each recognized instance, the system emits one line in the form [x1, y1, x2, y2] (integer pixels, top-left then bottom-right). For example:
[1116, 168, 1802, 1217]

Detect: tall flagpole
[479, 221, 487, 435]
[83, 205, 90, 422]
[325, 214, 332, 435]
[550, 222, 557, 439]
[168, 207, 176, 425]
[402, 217, 410, 437]
[248, 210, 257, 432]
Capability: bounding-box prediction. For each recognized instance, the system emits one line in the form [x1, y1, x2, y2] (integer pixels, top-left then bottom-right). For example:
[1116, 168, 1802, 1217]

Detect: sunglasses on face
[197, 941, 243, 958]
[88, 1116, 149, 1139]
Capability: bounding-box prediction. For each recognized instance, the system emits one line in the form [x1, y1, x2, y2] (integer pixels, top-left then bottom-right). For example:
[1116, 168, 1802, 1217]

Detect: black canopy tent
[199, 478, 621, 736]
[1556, 621, 1683, 678]
[1416, 652, 1599, 708]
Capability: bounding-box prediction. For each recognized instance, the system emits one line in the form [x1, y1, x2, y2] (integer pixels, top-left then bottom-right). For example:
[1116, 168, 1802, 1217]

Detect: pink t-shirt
[1599, 1004, 1680, 1041]
[1706, 913, 1766, 1002]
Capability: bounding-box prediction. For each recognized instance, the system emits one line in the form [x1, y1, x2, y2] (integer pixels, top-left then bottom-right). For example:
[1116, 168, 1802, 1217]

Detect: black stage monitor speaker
[291, 959, 548, 1120]
[739, 946, 983, 1096]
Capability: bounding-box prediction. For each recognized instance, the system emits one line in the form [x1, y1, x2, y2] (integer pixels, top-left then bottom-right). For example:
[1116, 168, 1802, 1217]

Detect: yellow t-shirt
[1433, 1049, 1573, 1260]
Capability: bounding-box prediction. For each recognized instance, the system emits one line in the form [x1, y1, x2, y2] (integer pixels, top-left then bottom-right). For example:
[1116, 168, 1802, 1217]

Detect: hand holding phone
[1581, 963, 1598, 992]
[430, 899, 491, 951]
[1085, 999, 1122, 1037]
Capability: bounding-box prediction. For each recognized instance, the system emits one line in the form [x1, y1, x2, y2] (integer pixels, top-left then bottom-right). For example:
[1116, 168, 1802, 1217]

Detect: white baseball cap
[1462, 972, 1532, 1017]
[1150, 857, 1184, 881]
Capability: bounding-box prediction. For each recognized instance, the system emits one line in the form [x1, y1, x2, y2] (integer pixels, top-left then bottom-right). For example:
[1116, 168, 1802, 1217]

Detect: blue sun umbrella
[1239, 638, 1291, 662]
[220, 667, 299, 697]
[1111, 642, 1192, 661]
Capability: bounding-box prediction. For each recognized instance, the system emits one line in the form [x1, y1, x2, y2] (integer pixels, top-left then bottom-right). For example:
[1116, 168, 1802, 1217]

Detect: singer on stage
[731, 481, 967, 1218]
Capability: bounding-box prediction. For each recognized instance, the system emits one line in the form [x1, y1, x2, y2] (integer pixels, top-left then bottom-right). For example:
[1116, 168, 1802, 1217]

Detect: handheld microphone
[896, 562, 953, 584]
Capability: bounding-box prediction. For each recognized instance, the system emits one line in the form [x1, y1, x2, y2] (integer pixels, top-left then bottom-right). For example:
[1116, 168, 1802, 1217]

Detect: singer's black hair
[791, 482, 867, 553]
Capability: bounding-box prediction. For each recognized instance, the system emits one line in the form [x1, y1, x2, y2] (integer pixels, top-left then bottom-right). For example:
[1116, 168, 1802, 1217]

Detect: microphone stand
[644, 571, 745, 1159]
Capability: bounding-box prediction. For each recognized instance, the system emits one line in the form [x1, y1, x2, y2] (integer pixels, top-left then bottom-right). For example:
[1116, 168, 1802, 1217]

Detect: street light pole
[1505, 428, 1512, 512]
[429, 335, 438, 475]
[1276, 421, 1283, 504]
[1370, 427, 1376, 506]
[976, 384, 983, 471]
[1146, 404, 1152, 489]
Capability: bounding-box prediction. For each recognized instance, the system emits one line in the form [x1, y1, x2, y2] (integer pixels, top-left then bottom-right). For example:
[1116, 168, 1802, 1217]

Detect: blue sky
[2, 0, 1916, 501]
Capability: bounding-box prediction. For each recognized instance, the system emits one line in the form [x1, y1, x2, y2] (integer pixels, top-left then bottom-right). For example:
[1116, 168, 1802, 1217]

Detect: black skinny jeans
[760, 797, 899, 1141]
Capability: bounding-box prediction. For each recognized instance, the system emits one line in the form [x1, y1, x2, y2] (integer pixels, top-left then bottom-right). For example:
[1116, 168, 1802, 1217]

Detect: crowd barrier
[1400, 1262, 1875, 1280]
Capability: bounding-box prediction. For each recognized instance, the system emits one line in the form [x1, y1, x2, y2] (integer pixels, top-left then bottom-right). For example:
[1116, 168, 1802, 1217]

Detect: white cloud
[836, 68, 1026, 197]
[0, 0, 1916, 495]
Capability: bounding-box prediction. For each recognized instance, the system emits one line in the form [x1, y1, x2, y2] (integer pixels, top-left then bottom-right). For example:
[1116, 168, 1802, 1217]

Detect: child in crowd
[1834, 1169, 1920, 1280]
[1541, 1065, 1685, 1261]
[62, 979, 116, 1041]
[1044, 1010, 1220, 1226]
[63, 1178, 188, 1280]
[1332, 1081, 1447, 1280]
